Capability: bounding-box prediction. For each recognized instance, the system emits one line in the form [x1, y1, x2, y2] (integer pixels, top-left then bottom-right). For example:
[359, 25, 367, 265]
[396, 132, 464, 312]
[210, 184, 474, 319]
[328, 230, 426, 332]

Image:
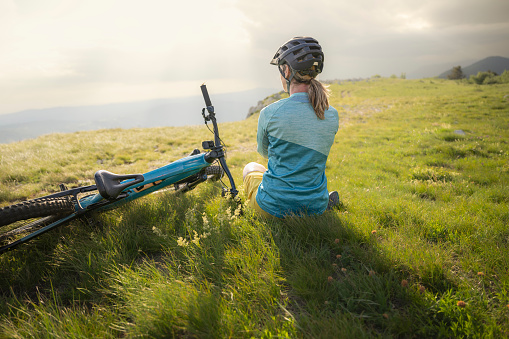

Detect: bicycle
[0, 85, 238, 255]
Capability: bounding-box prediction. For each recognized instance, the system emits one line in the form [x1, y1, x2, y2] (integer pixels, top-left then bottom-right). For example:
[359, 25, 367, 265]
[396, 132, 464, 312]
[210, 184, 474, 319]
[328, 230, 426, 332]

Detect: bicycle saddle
[94, 170, 144, 200]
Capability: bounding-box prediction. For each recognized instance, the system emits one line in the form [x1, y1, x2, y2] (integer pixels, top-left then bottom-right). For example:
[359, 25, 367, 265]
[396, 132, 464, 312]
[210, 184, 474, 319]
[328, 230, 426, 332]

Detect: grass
[0, 78, 508, 337]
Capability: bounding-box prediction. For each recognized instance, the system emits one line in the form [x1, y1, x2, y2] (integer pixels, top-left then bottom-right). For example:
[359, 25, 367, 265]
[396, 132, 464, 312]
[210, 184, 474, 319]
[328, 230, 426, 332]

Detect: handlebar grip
[200, 84, 213, 107]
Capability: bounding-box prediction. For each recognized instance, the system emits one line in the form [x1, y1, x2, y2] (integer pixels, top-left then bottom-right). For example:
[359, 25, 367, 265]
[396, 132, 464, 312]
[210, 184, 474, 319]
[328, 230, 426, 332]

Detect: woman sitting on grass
[243, 36, 340, 218]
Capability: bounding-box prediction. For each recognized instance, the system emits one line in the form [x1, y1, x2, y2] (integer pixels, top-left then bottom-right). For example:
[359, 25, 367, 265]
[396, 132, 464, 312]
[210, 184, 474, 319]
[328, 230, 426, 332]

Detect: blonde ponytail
[293, 72, 330, 120]
[308, 78, 330, 120]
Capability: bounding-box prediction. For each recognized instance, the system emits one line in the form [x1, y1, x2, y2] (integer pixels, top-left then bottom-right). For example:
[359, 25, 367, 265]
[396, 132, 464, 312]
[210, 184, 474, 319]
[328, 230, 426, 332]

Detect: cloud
[0, 0, 259, 113]
[422, 0, 509, 27]
[1, 0, 508, 115]
[4, 1, 247, 70]
[234, 0, 509, 79]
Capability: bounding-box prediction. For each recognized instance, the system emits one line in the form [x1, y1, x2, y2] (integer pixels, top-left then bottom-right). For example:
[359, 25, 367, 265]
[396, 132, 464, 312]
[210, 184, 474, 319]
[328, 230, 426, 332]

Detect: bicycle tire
[0, 197, 74, 227]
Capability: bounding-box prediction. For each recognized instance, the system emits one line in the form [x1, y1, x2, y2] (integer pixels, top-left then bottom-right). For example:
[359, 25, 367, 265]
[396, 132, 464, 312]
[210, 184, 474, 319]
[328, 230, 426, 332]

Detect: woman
[243, 36, 340, 218]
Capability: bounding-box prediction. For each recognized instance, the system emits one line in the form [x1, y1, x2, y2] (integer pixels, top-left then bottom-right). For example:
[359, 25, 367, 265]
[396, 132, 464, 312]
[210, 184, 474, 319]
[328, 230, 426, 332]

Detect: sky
[1, 0, 508, 115]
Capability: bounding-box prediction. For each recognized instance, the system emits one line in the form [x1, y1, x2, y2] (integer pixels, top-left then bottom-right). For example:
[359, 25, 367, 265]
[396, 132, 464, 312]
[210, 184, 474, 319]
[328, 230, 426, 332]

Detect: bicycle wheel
[0, 197, 75, 254]
[0, 197, 74, 227]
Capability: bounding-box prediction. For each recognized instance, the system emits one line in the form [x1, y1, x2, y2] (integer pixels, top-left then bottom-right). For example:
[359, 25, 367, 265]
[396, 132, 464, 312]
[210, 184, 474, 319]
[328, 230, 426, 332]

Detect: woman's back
[256, 92, 339, 217]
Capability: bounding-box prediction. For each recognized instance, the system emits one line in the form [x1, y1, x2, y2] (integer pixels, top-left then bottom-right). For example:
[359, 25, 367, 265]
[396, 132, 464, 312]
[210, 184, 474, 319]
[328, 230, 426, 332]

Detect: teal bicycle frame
[81, 151, 217, 211]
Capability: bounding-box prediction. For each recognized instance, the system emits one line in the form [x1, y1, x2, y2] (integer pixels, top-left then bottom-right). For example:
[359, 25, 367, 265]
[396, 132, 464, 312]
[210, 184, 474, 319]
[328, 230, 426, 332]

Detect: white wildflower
[152, 226, 167, 238]
[234, 204, 242, 218]
[177, 236, 188, 247]
[202, 213, 209, 227]
[191, 230, 201, 246]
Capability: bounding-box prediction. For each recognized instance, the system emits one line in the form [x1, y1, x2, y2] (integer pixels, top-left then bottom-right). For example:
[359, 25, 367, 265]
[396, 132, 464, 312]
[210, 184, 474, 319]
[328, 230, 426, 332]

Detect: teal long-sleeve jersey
[256, 92, 339, 217]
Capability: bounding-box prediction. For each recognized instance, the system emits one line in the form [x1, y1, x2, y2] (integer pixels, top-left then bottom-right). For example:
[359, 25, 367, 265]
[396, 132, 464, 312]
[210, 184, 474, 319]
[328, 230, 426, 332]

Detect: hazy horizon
[1, 0, 508, 116]
[0, 87, 279, 144]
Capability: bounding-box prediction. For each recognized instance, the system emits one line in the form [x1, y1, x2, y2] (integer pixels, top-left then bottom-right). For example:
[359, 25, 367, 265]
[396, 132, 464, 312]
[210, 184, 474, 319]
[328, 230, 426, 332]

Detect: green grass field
[0, 78, 508, 338]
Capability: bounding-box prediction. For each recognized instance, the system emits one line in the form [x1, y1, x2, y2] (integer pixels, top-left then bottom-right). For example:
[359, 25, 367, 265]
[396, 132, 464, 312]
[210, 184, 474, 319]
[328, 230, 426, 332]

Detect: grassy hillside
[1, 78, 508, 337]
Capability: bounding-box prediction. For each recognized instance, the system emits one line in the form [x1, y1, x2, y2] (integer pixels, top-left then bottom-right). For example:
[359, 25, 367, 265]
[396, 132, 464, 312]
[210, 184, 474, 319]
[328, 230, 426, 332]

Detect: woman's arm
[257, 108, 269, 158]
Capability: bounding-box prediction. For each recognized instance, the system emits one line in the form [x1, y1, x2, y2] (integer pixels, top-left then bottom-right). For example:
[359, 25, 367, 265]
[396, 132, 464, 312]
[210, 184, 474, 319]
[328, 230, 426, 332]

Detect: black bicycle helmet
[270, 36, 324, 74]
[270, 37, 324, 93]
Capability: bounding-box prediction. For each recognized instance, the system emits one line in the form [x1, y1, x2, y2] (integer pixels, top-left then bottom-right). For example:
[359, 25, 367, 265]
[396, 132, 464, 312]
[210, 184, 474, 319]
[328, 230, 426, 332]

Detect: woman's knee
[243, 162, 267, 179]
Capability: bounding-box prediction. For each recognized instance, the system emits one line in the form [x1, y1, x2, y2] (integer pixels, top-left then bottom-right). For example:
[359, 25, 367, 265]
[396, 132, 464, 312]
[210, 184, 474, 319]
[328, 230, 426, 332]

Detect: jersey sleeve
[257, 108, 269, 158]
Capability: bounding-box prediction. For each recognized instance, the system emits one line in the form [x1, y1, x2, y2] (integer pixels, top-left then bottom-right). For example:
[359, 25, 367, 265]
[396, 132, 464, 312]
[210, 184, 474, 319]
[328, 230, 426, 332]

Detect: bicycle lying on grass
[0, 85, 238, 255]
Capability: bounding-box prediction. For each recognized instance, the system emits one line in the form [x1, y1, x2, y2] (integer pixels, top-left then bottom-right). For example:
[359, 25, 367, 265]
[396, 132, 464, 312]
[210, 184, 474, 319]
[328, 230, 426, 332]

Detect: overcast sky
[1, 0, 508, 115]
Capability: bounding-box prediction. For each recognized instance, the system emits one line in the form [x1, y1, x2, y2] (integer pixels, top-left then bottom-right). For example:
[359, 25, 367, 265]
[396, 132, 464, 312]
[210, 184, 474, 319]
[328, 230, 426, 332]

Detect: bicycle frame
[2, 153, 213, 250]
[0, 84, 238, 254]
[82, 152, 216, 211]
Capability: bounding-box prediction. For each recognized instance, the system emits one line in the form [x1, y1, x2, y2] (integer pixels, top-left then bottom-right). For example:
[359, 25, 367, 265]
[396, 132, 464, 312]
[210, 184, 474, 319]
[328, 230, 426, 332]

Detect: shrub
[447, 66, 465, 80]
[500, 70, 509, 84]
[469, 70, 501, 85]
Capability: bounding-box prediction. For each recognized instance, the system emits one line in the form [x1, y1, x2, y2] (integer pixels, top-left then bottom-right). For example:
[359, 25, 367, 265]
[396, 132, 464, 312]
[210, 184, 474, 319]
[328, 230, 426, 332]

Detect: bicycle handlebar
[199, 84, 238, 198]
[200, 84, 213, 109]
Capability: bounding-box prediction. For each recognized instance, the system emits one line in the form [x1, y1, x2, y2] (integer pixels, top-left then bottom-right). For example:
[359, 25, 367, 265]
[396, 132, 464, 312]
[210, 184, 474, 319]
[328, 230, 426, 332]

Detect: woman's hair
[293, 71, 330, 120]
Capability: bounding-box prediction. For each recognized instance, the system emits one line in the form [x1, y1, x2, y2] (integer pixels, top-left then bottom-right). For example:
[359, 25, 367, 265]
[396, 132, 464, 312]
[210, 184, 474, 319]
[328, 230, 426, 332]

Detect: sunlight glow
[396, 13, 431, 31]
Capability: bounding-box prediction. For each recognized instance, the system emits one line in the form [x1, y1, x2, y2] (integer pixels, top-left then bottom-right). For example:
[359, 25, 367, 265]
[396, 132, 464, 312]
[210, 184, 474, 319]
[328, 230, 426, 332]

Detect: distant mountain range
[438, 56, 509, 79]
[0, 88, 277, 144]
